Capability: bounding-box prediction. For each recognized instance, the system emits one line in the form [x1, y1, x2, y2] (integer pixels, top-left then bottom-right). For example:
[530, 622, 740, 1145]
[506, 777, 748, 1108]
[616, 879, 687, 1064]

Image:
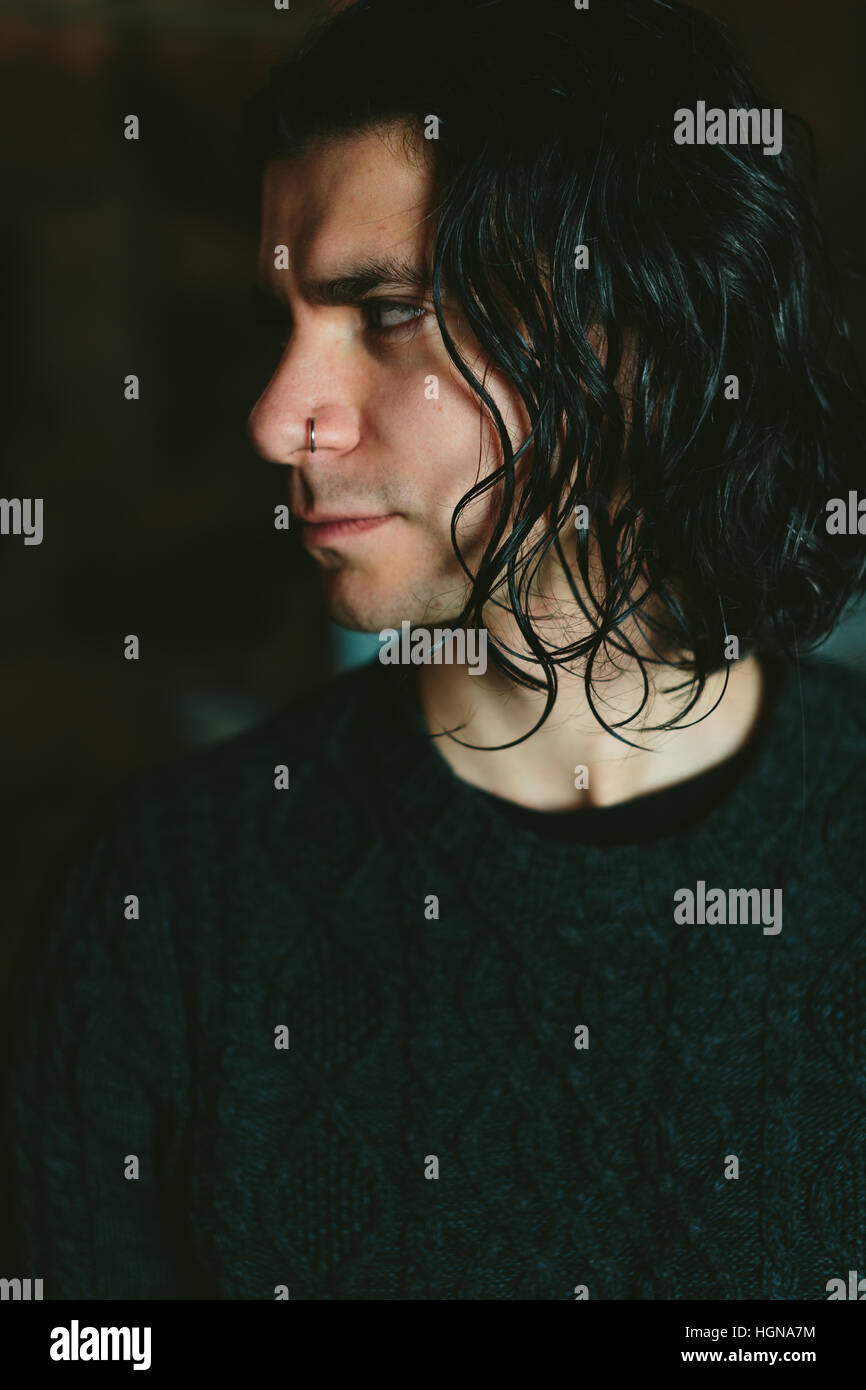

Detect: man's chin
[320, 573, 406, 635]
[320, 571, 466, 635]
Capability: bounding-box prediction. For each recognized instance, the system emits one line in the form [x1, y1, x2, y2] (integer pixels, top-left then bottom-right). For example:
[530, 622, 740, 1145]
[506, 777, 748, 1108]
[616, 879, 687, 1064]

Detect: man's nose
[246, 336, 361, 466]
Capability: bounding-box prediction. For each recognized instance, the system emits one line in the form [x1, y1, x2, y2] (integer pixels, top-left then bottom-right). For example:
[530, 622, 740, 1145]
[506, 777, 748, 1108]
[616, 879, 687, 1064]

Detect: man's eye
[363, 301, 427, 334]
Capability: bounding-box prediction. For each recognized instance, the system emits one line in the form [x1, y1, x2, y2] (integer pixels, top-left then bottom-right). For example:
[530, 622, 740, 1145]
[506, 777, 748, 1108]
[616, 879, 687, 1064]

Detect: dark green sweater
[4, 655, 866, 1300]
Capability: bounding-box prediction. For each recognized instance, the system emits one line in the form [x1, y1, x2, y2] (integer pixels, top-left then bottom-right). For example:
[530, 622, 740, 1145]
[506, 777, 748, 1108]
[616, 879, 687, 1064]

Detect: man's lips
[294, 512, 399, 545]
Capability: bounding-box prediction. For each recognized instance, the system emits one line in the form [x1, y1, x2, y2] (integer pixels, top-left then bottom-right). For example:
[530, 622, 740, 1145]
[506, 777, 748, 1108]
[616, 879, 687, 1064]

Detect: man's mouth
[294, 513, 399, 546]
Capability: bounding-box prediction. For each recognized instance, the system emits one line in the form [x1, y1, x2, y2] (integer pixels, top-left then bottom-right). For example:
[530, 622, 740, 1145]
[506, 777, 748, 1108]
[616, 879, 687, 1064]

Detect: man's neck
[414, 649, 766, 812]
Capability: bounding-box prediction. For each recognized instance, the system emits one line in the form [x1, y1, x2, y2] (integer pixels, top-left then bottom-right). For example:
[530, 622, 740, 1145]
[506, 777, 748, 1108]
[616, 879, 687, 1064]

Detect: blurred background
[0, 0, 864, 984]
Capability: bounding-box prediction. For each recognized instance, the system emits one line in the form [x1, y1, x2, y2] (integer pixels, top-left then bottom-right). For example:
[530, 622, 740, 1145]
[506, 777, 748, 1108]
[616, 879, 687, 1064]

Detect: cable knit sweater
[4, 654, 866, 1300]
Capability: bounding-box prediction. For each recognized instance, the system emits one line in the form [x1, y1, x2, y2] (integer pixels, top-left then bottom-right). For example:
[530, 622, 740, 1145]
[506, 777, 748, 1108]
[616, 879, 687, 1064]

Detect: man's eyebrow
[257, 255, 435, 306]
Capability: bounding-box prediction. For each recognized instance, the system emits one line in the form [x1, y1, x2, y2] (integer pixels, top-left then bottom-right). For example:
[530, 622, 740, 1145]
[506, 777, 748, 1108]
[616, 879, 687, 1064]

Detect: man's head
[243, 0, 865, 733]
[247, 124, 534, 634]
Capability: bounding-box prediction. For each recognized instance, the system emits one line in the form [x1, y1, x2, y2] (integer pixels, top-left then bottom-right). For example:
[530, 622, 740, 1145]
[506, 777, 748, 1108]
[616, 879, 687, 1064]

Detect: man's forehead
[258, 128, 434, 280]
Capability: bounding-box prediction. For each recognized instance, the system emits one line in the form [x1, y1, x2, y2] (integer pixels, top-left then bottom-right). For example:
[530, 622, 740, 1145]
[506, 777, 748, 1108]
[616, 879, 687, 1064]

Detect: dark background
[0, 0, 864, 986]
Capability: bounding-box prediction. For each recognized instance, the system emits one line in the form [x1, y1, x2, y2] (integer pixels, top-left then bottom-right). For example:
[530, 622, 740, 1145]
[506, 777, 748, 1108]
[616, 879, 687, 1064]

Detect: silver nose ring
[309, 417, 316, 453]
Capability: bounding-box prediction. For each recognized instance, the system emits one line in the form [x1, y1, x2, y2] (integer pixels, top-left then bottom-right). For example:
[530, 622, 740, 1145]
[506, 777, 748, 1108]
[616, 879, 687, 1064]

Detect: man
[4, 0, 866, 1299]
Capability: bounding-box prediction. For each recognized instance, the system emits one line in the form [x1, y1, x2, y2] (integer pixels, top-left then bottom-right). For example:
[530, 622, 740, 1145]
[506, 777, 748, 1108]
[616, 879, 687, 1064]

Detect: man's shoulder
[63, 660, 390, 892]
[792, 657, 866, 883]
[129, 657, 385, 817]
[799, 653, 866, 707]
[792, 655, 866, 750]
[13, 664, 395, 1015]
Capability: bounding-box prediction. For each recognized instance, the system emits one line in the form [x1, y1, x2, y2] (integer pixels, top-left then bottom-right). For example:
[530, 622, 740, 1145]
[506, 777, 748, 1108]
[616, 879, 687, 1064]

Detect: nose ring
[309, 417, 316, 453]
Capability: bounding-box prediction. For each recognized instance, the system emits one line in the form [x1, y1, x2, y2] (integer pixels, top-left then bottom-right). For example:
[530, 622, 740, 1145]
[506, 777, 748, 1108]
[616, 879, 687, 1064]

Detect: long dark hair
[241, 0, 866, 746]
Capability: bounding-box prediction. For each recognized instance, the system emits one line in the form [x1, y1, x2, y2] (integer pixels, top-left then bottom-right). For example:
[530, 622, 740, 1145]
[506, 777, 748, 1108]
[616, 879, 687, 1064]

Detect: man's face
[247, 125, 532, 632]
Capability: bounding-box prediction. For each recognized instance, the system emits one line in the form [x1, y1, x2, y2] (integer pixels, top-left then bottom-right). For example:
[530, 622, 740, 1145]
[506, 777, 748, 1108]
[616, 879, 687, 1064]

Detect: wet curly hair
[240, 0, 866, 746]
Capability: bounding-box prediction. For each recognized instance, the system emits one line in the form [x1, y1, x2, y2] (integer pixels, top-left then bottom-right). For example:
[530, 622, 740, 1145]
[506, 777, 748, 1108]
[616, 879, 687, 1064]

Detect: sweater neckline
[355, 654, 810, 920]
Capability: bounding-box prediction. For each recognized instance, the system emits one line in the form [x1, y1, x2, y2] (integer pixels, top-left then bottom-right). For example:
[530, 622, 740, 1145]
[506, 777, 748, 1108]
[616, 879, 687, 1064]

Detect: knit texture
[4, 654, 866, 1300]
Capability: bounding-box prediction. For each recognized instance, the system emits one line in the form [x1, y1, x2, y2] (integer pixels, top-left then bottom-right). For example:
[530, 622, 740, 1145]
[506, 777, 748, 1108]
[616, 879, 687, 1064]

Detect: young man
[4, 0, 866, 1300]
